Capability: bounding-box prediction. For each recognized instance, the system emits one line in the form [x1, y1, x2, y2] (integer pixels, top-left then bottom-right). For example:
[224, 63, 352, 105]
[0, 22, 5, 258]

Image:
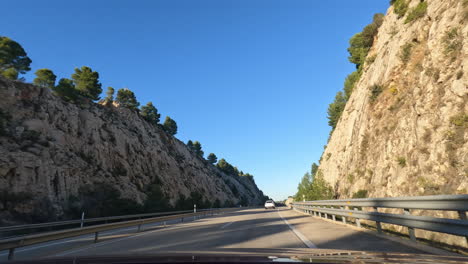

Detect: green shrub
[347, 13, 384, 68]
[0, 109, 11, 136]
[442, 28, 462, 56]
[399, 43, 413, 64]
[393, 0, 409, 18]
[22, 129, 41, 141]
[327, 91, 346, 130]
[143, 184, 171, 212]
[352, 189, 368, 198]
[396, 157, 407, 167]
[366, 55, 377, 65]
[347, 173, 355, 183]
[112, 162, 127, 176]
[369, 84, 383, 102]
[66, 183, 143, 218]
[343, 70, 361, 100]
[0, 189, 33, 211]
[405, 1, 428, 24]
[295, 168, 334, 201]
[450, 113, 468, 127]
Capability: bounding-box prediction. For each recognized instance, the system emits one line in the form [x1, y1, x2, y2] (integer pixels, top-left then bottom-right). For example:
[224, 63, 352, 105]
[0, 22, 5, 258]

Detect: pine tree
[193, 141, 204, 157]
[187, 140, 194, 151]
[0, 36, 32, 79]
[33, 69, 56, 88]
[327, 91, 346, 130]
[162, 116, 177, 135]
[71, 66, 102, 100]
[140, 102, 161, 124]
[105, 87, 115, 102]
[207, 153, 217, 164]
[115, 88, 140, 110]
[53, 78, 78, 101]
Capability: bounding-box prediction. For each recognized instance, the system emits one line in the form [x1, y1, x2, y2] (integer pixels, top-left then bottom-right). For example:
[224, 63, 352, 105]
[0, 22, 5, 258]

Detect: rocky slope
[0, 77, 265, 224]
[318, 0, 467, 246]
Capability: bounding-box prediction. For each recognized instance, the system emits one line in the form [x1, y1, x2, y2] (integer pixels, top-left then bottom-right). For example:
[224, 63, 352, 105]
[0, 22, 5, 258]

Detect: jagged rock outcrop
[318, 0, 467, 247]
[0, 77, 265, 223]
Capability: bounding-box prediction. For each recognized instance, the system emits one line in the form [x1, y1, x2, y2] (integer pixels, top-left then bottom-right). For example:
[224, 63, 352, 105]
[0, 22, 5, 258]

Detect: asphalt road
[0, 208, 424, 261]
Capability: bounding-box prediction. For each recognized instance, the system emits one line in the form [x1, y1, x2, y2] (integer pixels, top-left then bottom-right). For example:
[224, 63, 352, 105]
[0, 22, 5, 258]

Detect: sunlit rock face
[0, 77, 265, 223]
[318, 0, 467, 247]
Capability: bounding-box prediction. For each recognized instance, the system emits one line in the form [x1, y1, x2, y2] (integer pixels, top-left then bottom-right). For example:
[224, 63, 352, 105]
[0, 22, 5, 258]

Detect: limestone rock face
[318, 0, 467, 247]
[0, 77, 265, 223]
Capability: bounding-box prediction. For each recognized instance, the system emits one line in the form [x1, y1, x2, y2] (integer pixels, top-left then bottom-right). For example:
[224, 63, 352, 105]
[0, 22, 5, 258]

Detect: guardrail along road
[0, 195, 466, 261]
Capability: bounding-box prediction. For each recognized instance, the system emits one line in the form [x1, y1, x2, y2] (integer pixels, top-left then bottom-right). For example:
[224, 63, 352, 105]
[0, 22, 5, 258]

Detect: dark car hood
[5, 249, 468, 264]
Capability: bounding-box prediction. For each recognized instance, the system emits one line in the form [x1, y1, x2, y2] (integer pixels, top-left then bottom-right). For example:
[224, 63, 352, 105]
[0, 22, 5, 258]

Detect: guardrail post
[324, 207, 328, 219]
[341, 207, 346, 224]
[374, 207, 382, 234]
[137, 223, 142, 232]
[354, 208, 361, 228]
[8, 248, 15, 260]
[94, 232, 99, 243]
[404, 208, 416, 241]
[457, 211, 467, 243]
[80, 212, 85, 228]
[332, 213, 336, 221]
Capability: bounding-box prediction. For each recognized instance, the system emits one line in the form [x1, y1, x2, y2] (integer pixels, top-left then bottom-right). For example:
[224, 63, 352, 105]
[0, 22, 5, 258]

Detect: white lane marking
[55, 220, 195, 256]
[277, 209, 317, 248]
[0, 239, 81, 256]
[220, 221, 234, 229]
[0, 220, 174, 256]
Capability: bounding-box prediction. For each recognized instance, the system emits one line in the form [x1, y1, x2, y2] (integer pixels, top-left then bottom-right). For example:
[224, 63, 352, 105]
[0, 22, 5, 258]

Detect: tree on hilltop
[116, 88, 140, 110]
[53, 78, 78, 101]
[104, 87, 115, 103]
[193, 141, 204, 157]
[0, 36, 32, 80]
[140, 102, 161, 124]
[207, 153, 217, 164]
[71, 66, 102, 100]
[34, 69, 56, 89]
[162, 116, 177, 135]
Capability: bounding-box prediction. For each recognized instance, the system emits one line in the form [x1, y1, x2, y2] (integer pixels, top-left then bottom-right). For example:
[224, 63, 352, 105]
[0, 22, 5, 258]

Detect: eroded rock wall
[0, 77, 264, 223]
[318, 0, 467, 247]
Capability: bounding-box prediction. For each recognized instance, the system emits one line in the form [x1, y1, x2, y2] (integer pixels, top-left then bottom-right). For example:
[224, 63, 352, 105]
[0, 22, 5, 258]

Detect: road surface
[0, 208, 424, 261]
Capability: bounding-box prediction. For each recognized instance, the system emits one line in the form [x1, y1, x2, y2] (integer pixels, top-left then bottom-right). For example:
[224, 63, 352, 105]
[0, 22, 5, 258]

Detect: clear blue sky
[2, 0, 389, 200]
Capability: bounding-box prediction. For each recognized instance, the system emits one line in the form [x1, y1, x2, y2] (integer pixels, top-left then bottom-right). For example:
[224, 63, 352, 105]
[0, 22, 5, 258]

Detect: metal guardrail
[0, 210, 194, 233]
[292, 194, 468, 244]
[0, 207, 240, 260]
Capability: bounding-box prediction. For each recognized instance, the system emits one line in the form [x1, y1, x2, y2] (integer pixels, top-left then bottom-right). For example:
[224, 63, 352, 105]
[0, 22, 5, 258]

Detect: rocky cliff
[0, 77, 265, 224]
[318, 0, 467, 246]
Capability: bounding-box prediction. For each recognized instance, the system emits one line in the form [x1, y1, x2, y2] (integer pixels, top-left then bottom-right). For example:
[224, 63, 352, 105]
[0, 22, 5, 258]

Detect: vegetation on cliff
[326, 13, 384, 132]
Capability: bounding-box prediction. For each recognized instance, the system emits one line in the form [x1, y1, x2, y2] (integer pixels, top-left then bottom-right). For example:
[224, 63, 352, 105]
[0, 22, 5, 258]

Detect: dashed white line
[277, 209, 317, 248]
[220, 221, 234, 229]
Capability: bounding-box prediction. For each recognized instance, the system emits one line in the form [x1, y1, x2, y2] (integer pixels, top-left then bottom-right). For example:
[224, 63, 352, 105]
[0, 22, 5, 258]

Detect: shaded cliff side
[0, 77, 266, 224]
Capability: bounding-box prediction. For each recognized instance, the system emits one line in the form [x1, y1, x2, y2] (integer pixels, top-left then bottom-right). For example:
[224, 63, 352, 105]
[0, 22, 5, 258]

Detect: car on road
[264, 200, 275, 209]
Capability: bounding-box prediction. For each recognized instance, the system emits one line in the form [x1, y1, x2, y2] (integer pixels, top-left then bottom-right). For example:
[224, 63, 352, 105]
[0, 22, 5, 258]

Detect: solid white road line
[0, 218, 187, 257]
[55, 217, 209, 256]
[277, 209, 317, 248]
[220, 221, 234, 229]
